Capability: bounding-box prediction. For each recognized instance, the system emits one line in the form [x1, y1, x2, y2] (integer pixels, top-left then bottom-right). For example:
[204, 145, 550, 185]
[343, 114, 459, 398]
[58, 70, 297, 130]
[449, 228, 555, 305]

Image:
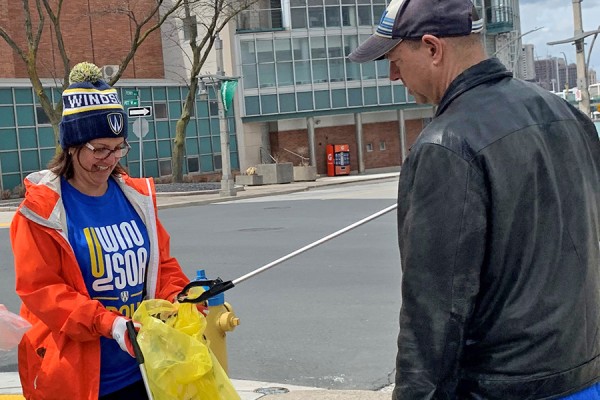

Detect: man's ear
[421, 34, 443, 65]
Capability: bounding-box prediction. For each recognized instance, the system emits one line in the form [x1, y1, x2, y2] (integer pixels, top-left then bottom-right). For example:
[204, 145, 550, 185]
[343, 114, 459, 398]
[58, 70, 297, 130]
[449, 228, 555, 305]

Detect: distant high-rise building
[534, 56, 578, 92]
[519, 44, 536, 81]
[480, 0, 523, 77]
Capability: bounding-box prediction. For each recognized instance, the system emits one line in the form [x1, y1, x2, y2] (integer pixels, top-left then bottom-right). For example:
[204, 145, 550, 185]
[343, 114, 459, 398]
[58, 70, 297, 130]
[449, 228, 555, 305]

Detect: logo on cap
[107, 113, 124, 135]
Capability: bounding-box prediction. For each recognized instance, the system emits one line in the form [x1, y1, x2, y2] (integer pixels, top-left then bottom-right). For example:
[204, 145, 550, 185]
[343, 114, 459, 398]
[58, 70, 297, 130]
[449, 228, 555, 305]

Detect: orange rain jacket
[10, 170, 190, 400]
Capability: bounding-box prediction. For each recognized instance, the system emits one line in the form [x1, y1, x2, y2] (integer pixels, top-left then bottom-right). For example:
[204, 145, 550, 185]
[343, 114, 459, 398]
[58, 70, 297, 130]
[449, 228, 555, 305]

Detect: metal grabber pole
[177, 203, 398, 304]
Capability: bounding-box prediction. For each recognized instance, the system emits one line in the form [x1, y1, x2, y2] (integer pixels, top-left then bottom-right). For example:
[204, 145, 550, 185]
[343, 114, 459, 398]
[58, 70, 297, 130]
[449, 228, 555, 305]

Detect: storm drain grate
[254, 386, 290, 395]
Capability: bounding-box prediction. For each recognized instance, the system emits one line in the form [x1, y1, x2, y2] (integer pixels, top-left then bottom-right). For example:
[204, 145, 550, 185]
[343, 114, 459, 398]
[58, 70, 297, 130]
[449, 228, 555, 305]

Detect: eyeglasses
[84, 141, 130, 160]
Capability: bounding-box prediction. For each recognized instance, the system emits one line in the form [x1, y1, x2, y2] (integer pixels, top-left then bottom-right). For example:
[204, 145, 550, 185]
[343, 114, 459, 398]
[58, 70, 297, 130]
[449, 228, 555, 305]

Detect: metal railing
[237, 8, 284, 32]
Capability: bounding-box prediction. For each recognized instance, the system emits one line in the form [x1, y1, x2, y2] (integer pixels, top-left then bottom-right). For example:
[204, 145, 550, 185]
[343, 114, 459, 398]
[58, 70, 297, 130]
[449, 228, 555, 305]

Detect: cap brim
[348, 35, 402, 63]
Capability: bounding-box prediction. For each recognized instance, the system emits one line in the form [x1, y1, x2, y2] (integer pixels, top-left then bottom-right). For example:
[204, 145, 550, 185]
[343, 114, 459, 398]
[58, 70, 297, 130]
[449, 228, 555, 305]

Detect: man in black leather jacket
[350, 0, 600, 398]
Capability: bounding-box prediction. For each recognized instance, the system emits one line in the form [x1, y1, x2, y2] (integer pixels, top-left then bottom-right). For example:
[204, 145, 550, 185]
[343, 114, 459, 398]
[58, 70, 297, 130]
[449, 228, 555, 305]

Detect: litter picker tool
[126, 320, 155, 400]
[177, 203, 398, 304]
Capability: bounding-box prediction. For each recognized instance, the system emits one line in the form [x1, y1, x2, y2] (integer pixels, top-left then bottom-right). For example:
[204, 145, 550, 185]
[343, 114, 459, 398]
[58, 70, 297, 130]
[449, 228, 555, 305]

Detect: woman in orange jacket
[10, 62, 190, 400]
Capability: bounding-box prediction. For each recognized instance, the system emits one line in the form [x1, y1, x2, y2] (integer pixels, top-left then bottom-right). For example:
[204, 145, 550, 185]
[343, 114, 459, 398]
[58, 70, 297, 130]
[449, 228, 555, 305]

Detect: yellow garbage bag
[133, 291, 240, 400]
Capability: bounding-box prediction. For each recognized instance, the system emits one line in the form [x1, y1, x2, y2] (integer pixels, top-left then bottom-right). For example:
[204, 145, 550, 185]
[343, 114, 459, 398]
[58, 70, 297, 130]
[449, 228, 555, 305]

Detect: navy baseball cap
[349, 0, 484, 63]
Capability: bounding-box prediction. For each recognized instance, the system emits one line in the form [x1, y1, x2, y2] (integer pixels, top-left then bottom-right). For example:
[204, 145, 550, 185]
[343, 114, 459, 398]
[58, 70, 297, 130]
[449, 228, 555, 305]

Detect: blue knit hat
[59, 62, 128, 150]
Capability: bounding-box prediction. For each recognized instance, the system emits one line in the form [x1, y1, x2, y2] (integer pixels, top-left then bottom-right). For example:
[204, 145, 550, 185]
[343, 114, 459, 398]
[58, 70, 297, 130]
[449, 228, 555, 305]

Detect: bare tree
[0, 0, 185, 151]
[170, 0, 258, 182]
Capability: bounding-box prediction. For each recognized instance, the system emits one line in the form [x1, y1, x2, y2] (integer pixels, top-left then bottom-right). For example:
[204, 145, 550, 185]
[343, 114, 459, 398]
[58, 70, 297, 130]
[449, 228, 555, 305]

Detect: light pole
[548, 0, 600, 117]
[555, 58, 560, 93]
[560, 51, 568, 92]
[198, 35, 239, 197]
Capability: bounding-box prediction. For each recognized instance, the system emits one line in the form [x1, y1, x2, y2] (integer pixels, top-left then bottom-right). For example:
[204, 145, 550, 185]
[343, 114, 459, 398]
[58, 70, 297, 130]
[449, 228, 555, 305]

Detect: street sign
[127, 106, 152, 117]
[124, 99, 139, 107]
[124, 90, 139, 97]
[132, 118, 149, 138]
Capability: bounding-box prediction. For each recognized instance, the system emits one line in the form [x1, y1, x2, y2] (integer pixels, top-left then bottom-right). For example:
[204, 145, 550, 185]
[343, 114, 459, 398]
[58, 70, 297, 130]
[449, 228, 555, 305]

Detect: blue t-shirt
[62, 177, 150, 396]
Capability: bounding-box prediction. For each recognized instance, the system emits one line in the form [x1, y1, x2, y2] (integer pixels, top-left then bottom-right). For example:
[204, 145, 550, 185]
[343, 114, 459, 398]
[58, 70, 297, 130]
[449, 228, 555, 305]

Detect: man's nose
[389, 62, 402, 82]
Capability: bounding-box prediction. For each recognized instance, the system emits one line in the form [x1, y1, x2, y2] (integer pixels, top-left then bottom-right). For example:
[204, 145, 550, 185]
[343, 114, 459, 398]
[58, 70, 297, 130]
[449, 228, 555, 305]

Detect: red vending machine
[326, 144, 350, 176]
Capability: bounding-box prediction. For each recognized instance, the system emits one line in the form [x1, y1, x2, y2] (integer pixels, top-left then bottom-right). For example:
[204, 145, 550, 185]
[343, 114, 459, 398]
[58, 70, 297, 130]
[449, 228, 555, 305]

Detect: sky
[519, 0, 600, 73]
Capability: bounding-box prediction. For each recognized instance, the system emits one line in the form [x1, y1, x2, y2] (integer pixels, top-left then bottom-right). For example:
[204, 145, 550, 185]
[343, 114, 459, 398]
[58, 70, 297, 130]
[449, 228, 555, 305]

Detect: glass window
[14, 88, 33, 104]
[329, 59, 344, 82]
[168, 101, 182, 119]
[1, 151, 19, 172]
[376, 59, 389, 79]
[364, 87, 378, 105]
[342, 6, 356, 26]
[245, 96, 260, 115]
[291, 8, 307, 29]
[357, 5, 373, 25]
[344, 35, 358, 56]
[156, 121, 170, 139]
[0, 130, 17, 150]
[16, 105, 35, 126]
[38, 127, 55, 147]
[18, 128, 38, 149]
[308, 0, 322, 5]
[291, 0, 305, 6]
[242, 65, 258, 89]
[0, 89, 12, 105]
[200, 154, 213, 172]
[393, 84, 407, 103]
[346, 60, 360, 81]
[167, 87, 180, 101]
[21, 150, 40, 172]
[297, 92, 314, 111]
[153, 88, 167, 101]
[154, 103, 168, 119]
[331, 89, 347, 108]
[373, 5, 386, 22]
[313, 60, 328, 83]
[348, 88, 362, 106]
[275, 39, 292, 61]
[279, 93, 296, 113]
[187, 156, 199, 172]
[257, 40, 274, 63]
[378, 85, 392, 103]
[314, 90, 330, 109]
[199, 137, 212, 153]
[308, 7, 324, 27]
[36, 106, 50, 125]
[240, 41, 256, 64]
[293, 37, 310, 60]
[158, 140, 172, 157]
[294, 61, 312, 84]
[258, 64, 276, 88]
[362, 62, 376, 80]
[260, 94, 278, 114]
[277, 62, 294, 86]
[328, 35, 343, 58]
[0, 107, 15, 128]
[311, 37, 326, 59]
[325, 6, 341, 27]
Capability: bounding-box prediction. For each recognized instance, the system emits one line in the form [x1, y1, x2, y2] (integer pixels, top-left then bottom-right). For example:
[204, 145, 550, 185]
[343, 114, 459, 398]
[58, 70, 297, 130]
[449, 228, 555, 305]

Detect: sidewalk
[0, 170, 399, 399]
[0, 371, 393, 399]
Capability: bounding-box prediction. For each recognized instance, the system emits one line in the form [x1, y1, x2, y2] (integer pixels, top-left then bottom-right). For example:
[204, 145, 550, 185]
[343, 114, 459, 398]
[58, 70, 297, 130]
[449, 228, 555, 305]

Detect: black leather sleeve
[394, 143, 488, 399]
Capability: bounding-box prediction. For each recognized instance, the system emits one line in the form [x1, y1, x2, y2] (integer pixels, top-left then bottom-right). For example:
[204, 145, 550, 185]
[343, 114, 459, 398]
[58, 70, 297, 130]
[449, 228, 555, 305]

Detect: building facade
[0, 0, 543, 191]
[0, 0, 236, 192]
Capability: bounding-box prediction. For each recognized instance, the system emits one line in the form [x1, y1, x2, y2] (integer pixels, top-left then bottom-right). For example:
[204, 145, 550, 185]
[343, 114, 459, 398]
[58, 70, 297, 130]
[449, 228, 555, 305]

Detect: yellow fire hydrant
[196, 270, 240, 373]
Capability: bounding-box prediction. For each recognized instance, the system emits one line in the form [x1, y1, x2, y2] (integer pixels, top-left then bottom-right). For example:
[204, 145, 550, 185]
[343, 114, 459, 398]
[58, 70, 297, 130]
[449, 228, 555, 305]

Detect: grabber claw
[176, 278, 235, 304]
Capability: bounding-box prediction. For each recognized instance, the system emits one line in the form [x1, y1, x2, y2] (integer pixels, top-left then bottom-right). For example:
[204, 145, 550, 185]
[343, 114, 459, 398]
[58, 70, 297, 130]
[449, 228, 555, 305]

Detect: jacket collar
[19, 170, 152, 231]
[436, 58, 513, 117]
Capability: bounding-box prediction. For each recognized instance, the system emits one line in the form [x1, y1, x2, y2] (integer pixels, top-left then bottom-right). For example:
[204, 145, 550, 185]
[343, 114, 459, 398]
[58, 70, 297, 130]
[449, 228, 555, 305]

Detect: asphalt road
[0, 179, 402, 390]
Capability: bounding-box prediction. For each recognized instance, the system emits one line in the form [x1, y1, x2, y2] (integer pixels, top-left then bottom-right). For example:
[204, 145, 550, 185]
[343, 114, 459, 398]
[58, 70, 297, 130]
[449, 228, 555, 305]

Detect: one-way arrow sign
[127, 106, 152, 118]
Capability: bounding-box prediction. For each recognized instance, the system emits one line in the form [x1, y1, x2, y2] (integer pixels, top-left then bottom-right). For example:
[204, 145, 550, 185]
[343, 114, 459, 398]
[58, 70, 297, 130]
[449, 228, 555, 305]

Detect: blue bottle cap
[195, 269, 225, 306]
